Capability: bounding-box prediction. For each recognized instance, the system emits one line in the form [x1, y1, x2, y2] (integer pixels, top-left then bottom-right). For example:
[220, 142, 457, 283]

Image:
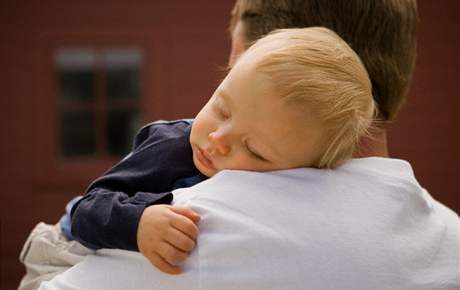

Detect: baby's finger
[146, 251, 182, 275]
[158, 241, 189, 266]
[170, 207, 201, 223]
[170, 214, 200, 241]
[165, 227, 196, 252]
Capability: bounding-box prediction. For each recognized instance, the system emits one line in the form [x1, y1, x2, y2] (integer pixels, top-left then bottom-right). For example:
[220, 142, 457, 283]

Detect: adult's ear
[228, 20, 247, 67]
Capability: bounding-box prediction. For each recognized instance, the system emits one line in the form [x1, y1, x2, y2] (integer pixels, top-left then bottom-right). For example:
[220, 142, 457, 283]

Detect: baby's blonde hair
[248, 27, 376, 168]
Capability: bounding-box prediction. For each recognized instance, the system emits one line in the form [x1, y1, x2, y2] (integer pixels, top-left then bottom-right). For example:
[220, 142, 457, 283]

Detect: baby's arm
[138, 205, 200, 274]
[70, 120, 201, 254]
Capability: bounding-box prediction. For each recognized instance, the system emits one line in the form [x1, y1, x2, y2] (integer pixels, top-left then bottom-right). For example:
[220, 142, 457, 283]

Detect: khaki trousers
[18, 222, 94, 290]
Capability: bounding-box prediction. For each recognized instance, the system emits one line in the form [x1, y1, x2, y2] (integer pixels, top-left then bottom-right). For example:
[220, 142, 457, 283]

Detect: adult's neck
[355, 129, 390, 158]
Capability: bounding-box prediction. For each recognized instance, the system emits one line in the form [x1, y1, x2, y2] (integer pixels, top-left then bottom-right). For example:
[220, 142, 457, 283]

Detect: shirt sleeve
[70, 120, 199, 251]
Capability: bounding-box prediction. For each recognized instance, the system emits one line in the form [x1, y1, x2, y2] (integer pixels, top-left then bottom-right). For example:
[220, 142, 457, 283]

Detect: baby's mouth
[196, 147, 216, 170]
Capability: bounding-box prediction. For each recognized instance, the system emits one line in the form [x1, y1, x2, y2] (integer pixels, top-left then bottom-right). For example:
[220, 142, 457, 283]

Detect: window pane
[55, 49, 95, 101]
[104, 49, 142, 100]
[107, 109, 141, 156]
[60, 111, 95, 157]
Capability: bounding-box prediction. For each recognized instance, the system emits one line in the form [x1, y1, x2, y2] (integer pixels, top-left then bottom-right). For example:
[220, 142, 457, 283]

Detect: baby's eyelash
[245, 144, 268, 162]
[219, 108, 230, 118]
[215, 104, 230, 118]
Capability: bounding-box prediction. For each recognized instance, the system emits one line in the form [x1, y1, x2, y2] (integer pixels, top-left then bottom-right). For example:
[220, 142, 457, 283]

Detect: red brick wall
[388, 0, 460, 212]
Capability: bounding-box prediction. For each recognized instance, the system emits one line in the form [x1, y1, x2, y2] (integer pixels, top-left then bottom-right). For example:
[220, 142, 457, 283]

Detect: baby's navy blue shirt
[69, 119, 207, 251]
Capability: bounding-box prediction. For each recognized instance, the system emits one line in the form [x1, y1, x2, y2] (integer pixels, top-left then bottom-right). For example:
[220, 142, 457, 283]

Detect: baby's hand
[137, 205, 200, 275]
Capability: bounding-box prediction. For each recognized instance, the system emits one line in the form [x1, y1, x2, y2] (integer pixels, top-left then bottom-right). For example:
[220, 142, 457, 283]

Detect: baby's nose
[208, 132, 231, 156]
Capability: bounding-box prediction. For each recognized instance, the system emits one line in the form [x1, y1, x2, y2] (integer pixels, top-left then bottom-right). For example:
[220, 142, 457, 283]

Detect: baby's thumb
[170, 207, 201, 223]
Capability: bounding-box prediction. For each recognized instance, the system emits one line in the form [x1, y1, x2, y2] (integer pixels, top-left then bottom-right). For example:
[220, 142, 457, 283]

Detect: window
[55, 48, 142, 159]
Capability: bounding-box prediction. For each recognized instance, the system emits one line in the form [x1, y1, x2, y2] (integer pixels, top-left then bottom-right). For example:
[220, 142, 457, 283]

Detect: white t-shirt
[39, 157, 460, 290]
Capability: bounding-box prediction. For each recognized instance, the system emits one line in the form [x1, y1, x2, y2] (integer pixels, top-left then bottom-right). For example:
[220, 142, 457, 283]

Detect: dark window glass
[58, 70, 94, 101]
[60, 111, 95, 157]
[107, 109, 141, 155]
[55, 47, 143, 159]
[105, 49, 142, 100]
[56, 49, 95, 101]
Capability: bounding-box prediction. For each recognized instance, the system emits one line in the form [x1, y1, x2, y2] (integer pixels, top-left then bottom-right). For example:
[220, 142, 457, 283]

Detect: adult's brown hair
[230, 0, 418, 121]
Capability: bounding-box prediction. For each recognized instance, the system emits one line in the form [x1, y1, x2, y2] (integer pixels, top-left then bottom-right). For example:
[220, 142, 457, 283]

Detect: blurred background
[0, 1, 459, 289]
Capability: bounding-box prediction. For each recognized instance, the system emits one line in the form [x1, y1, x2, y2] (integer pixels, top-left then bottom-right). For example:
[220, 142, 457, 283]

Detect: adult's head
[229, 0, 418, 121]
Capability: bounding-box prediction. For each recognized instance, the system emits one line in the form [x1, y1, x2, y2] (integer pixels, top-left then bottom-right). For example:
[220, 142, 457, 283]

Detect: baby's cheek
[223, 155, 259, 172]
[225, 154, 282, 172]
[191, 119, 208, 141]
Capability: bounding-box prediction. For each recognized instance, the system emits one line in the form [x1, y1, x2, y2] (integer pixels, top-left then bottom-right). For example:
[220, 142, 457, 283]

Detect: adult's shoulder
[173, 166, 460, 289]
[40, 166, 459, 290]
